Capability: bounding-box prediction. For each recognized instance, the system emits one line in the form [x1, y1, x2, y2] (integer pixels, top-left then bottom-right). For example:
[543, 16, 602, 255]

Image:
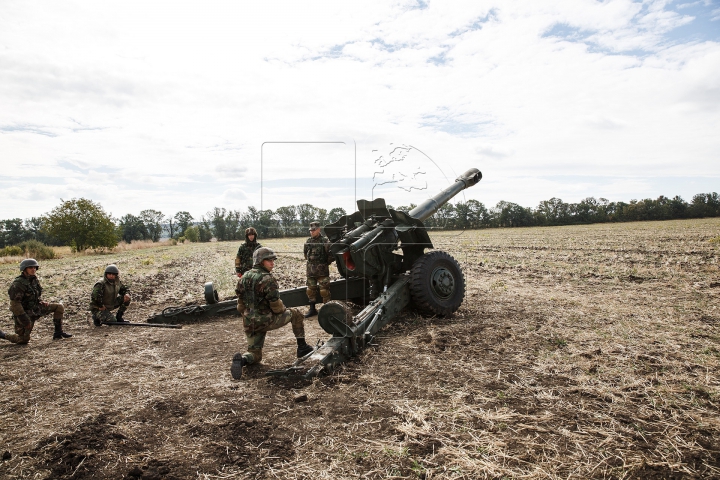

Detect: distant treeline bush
[1, 192, 718, 249]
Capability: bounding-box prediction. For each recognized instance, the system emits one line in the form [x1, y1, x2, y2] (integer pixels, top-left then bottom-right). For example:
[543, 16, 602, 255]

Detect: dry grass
[0, 218, 719, 479]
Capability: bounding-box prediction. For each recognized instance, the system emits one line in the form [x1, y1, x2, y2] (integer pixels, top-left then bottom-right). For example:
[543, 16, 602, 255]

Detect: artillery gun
[148, 167, 482, 377]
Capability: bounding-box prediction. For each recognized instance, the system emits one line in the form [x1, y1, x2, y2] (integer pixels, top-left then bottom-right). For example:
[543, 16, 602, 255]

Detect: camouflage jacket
[304, 235, 333, 277]
[235, 265, 279, 330]
[8, 274, 43, 317]
[235, 240, 262, 274]
[90, 277, 129, 311]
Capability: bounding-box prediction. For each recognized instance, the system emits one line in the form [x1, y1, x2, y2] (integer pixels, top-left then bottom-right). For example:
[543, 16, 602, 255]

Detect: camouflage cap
[308, 221, 320, 231]
[245, 227, 257, 237]
[253, 247, 277, 266]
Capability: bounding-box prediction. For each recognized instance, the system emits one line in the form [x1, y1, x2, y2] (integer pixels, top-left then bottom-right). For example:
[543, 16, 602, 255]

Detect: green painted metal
[146, 277, 369, 324]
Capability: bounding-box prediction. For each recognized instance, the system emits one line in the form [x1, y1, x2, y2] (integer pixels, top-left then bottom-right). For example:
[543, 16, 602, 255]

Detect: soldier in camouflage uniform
[90, 264, 131, 326]
[0, 258, 72, 344]
[230, 247, 314, 379]
[235, 227, 262, 277]
[303, 221, 334, 317]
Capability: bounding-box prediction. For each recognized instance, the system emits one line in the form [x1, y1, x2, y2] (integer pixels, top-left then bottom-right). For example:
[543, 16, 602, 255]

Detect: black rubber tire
[409, 251, 465, 316]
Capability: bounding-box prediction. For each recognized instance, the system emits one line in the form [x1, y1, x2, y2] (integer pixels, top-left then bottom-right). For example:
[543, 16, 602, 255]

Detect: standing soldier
[231, 247, 314, 379]
[90, 264, 131, 326]
[303, 221, 334, 317]
[0, 258, 72, 344]
[235, 227, 262, 277]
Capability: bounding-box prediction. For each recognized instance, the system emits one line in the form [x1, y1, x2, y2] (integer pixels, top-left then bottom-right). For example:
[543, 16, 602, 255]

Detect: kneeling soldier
[90, 264, 131, 326]
[231, 247, 314, 379]
[0, 258, 71, 344]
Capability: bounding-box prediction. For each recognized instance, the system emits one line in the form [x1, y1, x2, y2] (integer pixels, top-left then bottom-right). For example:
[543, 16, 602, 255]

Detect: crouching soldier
[90, 264, 131, 326]
[231, 247, 314, 379]
[0, 258, 71, 344]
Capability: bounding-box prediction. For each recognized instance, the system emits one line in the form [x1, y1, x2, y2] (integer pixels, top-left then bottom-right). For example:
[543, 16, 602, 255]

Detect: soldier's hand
[236, 273, 243, 278]
[40, 301, 49, 308]
[124, 294, 131, 302]
[99, 305, 106, 311]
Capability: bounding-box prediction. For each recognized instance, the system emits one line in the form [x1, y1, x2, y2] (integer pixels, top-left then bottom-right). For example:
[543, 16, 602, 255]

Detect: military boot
[296, 338, 314, 358]
[0, 330, 6, 340]
[52, 320, 72, 340]
[115, 311, 128, 323]
[297, 344, 313, 358]
[304, 303, 318, 318]
[231, 353, 247, 380]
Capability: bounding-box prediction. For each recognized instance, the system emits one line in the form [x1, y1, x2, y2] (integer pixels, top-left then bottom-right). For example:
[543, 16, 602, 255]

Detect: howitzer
[147, 167, 482, 377]
[266, 167, 482, 377]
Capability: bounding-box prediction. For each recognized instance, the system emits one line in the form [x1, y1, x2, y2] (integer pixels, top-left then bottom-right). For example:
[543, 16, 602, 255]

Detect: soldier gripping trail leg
[231, 247, 314, 379]
[0, 258, 71, 344]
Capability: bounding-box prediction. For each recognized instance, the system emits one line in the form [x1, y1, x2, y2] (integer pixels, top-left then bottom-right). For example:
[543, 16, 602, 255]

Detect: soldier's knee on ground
[306, 286, 318, 301]
[245, 348, 263, 364]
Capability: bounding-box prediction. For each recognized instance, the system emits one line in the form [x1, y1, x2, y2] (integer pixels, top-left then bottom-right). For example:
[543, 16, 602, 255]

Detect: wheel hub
[431, 268, 455, 298]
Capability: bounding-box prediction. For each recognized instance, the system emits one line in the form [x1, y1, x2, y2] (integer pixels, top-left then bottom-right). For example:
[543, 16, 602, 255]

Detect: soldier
[90, 264, 131, 326]
[303, 221, 334, 317]
[231, 247, 314, 379]
[0, 258, 71, 344]
[235, 227, 262, 277]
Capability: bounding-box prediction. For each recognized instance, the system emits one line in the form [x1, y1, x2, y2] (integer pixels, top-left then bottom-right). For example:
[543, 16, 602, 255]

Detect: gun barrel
[408, 168, 482, 222]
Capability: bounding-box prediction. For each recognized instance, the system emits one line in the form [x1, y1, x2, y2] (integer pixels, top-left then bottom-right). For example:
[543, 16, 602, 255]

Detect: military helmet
[253, 247, 277, 266]
[245, 227, 258, 238]
[19, 258, 40, 272]
[105, 264, 120, 275]
[308, 221, 320, 231]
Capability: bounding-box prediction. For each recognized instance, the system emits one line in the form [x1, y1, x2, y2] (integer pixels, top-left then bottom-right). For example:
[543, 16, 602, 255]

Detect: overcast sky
[1, 0, 719, 221]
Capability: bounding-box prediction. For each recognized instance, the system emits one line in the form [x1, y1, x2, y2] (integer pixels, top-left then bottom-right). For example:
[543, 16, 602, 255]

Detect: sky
[1, 0, 719, 221]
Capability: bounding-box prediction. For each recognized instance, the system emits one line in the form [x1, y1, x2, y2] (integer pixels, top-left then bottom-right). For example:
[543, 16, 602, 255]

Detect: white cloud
[0, 0, 718, 219]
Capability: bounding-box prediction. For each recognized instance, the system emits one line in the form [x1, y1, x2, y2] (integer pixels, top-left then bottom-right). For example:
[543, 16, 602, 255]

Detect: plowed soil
[1, 218, 719, 479]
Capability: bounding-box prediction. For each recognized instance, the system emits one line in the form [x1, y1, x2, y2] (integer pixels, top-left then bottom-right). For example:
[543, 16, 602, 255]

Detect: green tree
[275, 206, 298, 236]
[118, 214, 148, 242]
[139, 209, 165, 242]
[327, 207, 346, 224]
[184, 225, 200, 242]
[208, 207, 228, 240]
[296, 203, 318, 228]
[0, 218, 29, 247]
[173, 211, 194, 238]
[43, 198, 118, 251]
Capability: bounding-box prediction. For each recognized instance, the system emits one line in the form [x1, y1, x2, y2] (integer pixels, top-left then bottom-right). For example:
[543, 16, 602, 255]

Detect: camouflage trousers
[306, 276, 331, 304]
[4, 303, 64, 344]
[242, 308, 305, 365]
[91, 301, 130, 326]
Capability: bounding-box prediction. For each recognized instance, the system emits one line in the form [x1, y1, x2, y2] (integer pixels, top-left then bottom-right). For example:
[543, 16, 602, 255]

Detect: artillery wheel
[318, 301, 355, 337]
[409, 251, 465, 316]
[204, 282, 219, 305]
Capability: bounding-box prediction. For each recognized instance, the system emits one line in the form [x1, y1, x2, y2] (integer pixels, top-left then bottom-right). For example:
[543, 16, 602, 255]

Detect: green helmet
[19, 258, 40, 272]
[105, 264, 120, 275]
[253, 247, 277, 266]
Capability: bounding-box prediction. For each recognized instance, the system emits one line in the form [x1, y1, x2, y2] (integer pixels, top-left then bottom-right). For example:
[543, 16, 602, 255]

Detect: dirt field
[1, 218, 719, 479]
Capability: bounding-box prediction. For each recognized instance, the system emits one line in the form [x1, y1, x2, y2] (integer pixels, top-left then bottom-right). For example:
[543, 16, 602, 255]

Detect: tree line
[1, 192, 719, 251]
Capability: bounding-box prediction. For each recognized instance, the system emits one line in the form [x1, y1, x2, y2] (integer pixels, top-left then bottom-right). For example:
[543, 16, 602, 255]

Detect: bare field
[1, 218, 719, 479]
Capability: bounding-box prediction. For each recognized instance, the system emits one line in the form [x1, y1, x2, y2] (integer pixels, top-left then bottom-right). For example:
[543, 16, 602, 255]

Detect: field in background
[1, 218, 719, 479]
